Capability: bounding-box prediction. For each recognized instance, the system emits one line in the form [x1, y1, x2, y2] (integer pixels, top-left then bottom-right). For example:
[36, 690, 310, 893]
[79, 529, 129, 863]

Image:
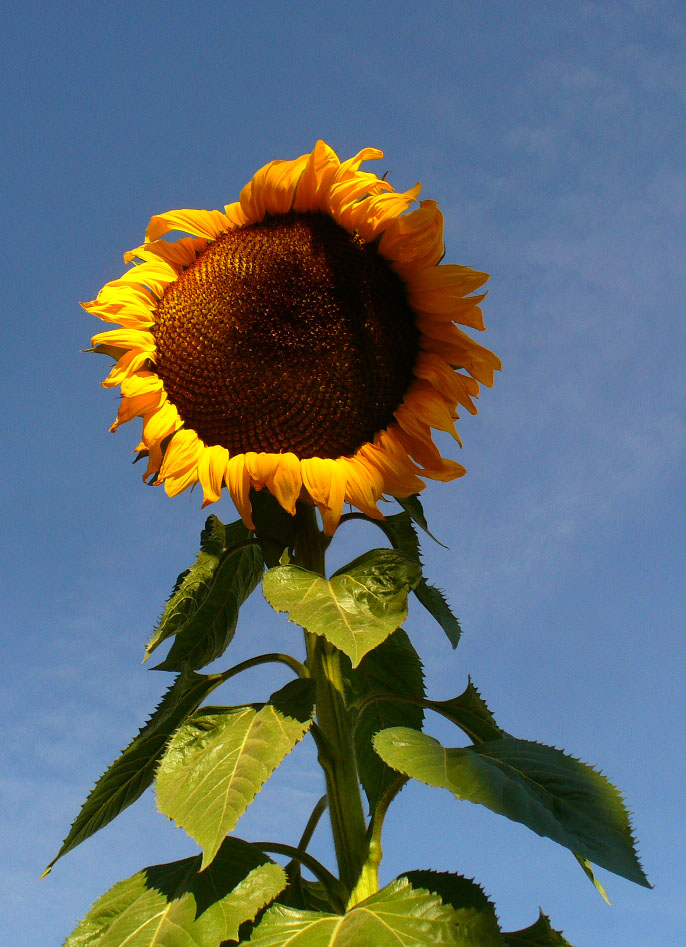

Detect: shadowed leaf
[343, 630, 425, 811]
[156, 679, 315, 868]
[428, 678, 505, 744]
[251, 488, 301, 568]
[374, 728, 650, 888]
[379, 511, 461, 647]
[64, 836, 286, 946]
[262, 549, 421, 666]
[502, 909, 577, 946]
[395, 494, 446, 546]
[45, 666, 220, 873]
[147, 515, 264, 671]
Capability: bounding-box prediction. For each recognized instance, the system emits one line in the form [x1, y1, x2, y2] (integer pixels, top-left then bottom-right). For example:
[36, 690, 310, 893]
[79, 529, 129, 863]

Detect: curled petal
[158, 429, 203, 485]
[293, 140, 340, 212]
[146, 209, 230, 243]
[268, 453, 303, 516]
[198, 444, 230, 507]
[225, 454, 254, 530]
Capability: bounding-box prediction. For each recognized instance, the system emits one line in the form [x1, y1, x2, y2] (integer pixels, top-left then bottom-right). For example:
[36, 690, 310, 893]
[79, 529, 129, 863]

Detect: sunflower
[86, 141, 500, 534]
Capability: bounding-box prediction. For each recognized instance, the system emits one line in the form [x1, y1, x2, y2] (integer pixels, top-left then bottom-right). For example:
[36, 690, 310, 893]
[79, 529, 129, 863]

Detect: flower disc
[86, 140, 500, 533]
[153, 211, 419, 459]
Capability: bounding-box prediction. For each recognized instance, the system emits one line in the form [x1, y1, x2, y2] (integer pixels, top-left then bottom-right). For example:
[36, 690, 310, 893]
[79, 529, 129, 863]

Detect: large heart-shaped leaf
[247, 876, 462, 945]
[374, 728, 649, 887]
[65, 836, 286, 946]
[156, 679, 315, 868]
[262, 549, 420, 666]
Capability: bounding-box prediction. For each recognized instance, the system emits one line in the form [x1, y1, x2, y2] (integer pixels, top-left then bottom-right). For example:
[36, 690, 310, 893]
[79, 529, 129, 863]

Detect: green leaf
[146, 516, 264, 671]
[45, 666, 220, 873]
[428, 679, 505, 744]
[65, 836, 286, 947]
[343, 630, 425, 811]
[246, 876, 463, 945]
[401, 871, 504, 946]
[379, 511, 461, 647]
[251, 488, 301, 568]
[373, 729, 650, 888]
[502, 909, 576, 946]
[155, 679, 315, 868]
[395, 494, 446, 546]
[262, 549, 421, 667]
[278, 878, 335, 914]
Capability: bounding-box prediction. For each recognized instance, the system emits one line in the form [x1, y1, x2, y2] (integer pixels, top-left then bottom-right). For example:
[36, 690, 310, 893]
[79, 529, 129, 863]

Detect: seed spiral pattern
[153, 211, 419, 458]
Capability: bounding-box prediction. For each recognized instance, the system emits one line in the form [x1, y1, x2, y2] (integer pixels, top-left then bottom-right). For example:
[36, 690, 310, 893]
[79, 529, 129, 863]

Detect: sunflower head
[86, 141, 500, 533]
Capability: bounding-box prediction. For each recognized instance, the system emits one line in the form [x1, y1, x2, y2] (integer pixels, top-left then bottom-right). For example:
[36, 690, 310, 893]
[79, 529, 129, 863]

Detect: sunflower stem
[294, 502, 369, 899]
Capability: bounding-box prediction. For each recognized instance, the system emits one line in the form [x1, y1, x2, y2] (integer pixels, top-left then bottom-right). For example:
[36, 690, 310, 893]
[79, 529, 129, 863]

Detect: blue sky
[2, 1, 684, 944]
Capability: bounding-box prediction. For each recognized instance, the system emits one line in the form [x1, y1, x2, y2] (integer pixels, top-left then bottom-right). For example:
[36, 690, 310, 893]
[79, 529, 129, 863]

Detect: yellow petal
[164, 464, 200, 497]
[91, 326, 155, 352]
[380, 200, 444, 268]
[392, 422, 446, 471]
[335, 147, 384, 180]
[141, 401, 181, 445]
[101, 350, 151, 389]
[414, 352, 480, 415]
[120, 372, 163, 399]
[300, 457, 347, 534]
[340, 458, 383, 520]
[198, 445, 230, 507]
[146, 208, 230, 243]
[420, 328, 502, 386]
[138, 440, 163, 481]
[225, 454, 254, 530]
[293, 140, 340, 212]
[159, 429, 203, 480]
[244, 451, 280, 490]
[111, 389, 165, 431]
[106, 260, 178, 297]
[268, 453, 302, 516]
[406, 381, 461, 442]
[240, 155, 309, 222]
[223, 201, 249, 229]
[357, 441, 425, 497]
[352, 183, 422, 243]
[125, 236, 207, 269]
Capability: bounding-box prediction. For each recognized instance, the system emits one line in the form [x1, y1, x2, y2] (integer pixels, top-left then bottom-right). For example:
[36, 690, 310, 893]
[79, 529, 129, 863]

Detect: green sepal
[342, 630, 425, 811]
[400, 870, 504, 946]
[250, 488, 301, 568]
[379, 511, 461, 647]
[146, 515, 264, 671]
[44, 665, 221, 874]
[262, 548, 421, 666]
[373, 728, 650, 888]
[155, 678, 315, 869]
[395, 494, 446, 547]
[64, 836, 287, 947]
[246, 875, 464, 945]
[502, 909, 577, 946]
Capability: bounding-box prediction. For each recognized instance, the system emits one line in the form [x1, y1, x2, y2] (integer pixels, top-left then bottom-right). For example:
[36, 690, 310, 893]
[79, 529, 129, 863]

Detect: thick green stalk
[294, 502, 369, 896]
